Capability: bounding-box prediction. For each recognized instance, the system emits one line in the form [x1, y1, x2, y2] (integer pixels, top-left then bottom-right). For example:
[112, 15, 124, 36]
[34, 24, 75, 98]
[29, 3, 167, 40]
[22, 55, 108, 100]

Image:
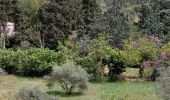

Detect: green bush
[77, 35, 126, 82]
[0, 48, 63, 76]
[123, 37, 158, 68]
[108, 50, 126, 81]
[162, 42, 170, 56]
[47, 62, 89, 95]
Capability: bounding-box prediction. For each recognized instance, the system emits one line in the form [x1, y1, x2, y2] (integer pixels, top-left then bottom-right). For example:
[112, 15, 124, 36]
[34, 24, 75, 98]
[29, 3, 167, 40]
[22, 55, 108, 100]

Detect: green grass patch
[0, 75, 161, 100]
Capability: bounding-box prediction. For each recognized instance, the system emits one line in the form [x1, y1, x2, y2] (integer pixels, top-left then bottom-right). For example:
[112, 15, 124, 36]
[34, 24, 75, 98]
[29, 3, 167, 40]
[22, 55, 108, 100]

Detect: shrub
[161, 42, 170, 57]
[123, 36, 160, 78]
[0, 48, 63, 76]
[17, 86, 57, 100]
[77, 35, 126, 82]
[156, 67, 170, 100]
[108, 50, 126, 81]
[47, 62, 89, 95]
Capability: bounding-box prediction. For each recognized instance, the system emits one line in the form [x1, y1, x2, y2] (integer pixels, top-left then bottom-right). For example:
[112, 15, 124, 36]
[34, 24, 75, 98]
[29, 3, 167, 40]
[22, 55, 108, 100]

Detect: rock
[0, 68, 7, 75]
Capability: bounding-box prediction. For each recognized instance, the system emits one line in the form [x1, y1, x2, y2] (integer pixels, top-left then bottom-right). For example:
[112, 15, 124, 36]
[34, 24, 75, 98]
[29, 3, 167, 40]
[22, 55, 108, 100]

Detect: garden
[0, 0, 170, 100]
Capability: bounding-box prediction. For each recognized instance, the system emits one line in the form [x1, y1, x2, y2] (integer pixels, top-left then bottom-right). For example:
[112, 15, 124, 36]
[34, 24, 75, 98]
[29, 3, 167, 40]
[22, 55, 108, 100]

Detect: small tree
[47, 62, 89, 95]
[156, 65, 170, 100]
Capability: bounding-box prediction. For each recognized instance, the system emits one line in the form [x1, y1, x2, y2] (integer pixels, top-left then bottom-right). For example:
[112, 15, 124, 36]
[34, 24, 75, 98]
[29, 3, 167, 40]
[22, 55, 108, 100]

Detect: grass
[0, 75, 162, 100]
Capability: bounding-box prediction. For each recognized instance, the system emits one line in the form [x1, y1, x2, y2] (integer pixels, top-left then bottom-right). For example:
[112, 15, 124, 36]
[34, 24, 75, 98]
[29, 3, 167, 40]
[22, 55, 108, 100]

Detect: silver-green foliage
[156, 67, 170, 100]
[17, 86, 57, 100]
[48, 62, 89, 95]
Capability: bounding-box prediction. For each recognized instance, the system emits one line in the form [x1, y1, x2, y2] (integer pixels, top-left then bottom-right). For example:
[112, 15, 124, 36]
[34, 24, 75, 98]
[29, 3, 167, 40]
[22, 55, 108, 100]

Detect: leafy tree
[139, 0, 170, 42]
[101, 1, 132, 48]
[0, 0, 21, 49]
[39, 0, 82, 50]
[9, 0, 48, 48]
[156, 66, 170, 100]
[0, 0, 20, 26]
[80, 0, 101, 38]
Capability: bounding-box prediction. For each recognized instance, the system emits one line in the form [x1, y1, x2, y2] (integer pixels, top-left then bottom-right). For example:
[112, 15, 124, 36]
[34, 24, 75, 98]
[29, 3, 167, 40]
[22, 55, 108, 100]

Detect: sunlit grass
[0, 75, 161, 100]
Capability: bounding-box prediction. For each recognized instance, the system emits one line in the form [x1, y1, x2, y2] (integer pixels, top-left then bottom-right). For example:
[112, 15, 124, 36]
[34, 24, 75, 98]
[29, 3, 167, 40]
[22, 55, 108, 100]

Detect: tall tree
[80, 0, 101, 38]
[139, 0, 170, 42]
[39, 0, 82, 50]
[0, 0, 21, 49]
[102, 0, 132, 48]
[15, 0, 44, 48]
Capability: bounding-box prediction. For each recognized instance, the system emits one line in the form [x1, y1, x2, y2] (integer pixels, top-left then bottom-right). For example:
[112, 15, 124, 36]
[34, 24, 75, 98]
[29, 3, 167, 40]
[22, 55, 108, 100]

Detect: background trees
[80, 0, 101, 38]
[39, 0, 82, 49]
[0, 0, 21, 49]
[139, 0, 170, 42]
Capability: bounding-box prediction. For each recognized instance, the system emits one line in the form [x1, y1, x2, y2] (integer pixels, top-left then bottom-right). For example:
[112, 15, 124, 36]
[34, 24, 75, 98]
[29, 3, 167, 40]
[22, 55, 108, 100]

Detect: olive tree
[47, 62, 89, 95]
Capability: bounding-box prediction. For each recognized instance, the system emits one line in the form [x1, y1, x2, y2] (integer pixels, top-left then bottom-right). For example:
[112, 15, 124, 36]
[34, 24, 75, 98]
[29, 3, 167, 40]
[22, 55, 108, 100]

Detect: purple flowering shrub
[123, 35, 168, 79]
[123, 35, 159, 67]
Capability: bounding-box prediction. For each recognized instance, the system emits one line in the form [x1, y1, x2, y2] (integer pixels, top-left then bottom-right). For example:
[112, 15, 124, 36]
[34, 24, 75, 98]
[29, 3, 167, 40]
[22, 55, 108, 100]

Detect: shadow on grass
[47, 90, 83, 97]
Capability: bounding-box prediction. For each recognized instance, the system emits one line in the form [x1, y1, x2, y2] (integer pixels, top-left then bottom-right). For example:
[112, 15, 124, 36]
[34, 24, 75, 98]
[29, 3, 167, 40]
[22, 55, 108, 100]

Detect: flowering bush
[123, 35, 162, 78]
[123, 35, 159, 68]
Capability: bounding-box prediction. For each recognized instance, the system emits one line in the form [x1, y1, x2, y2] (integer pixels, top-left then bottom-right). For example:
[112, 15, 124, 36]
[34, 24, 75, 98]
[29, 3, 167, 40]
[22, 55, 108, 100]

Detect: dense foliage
[0, 0, 169, 83]
[39, 0, 82, 49]
[156, 61, 170, 100]
[139, 0, 170, 42]
[0, 48, 63, 76]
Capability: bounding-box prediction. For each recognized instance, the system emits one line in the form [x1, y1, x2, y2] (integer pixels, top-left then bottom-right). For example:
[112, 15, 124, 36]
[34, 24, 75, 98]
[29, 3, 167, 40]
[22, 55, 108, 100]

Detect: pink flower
[147, 35, 161, 45]
[141, 60, 151, 68]
[5, 28, 11, 33]
[132, 40, 140, 47]
[154, 59, 161, 68]
[160, 52, 167, 60]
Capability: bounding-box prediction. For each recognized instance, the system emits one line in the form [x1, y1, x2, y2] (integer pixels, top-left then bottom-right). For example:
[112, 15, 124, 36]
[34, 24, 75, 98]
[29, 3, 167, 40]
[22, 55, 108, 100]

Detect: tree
[9, 0, 46, 48]
[39, 0, 82, 50]
[0, 0, 21, 49]
[139, 0, 170, 42]
[102, 1, 132, 48]
[156, 66, 170, 100]
[47, 62, 89, 95]
[80, 0, 101, 38]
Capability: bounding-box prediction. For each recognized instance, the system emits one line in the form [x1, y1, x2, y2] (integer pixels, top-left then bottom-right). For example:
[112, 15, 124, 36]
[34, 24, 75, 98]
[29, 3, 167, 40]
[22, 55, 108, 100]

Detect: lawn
[0, 75, 161, 100]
